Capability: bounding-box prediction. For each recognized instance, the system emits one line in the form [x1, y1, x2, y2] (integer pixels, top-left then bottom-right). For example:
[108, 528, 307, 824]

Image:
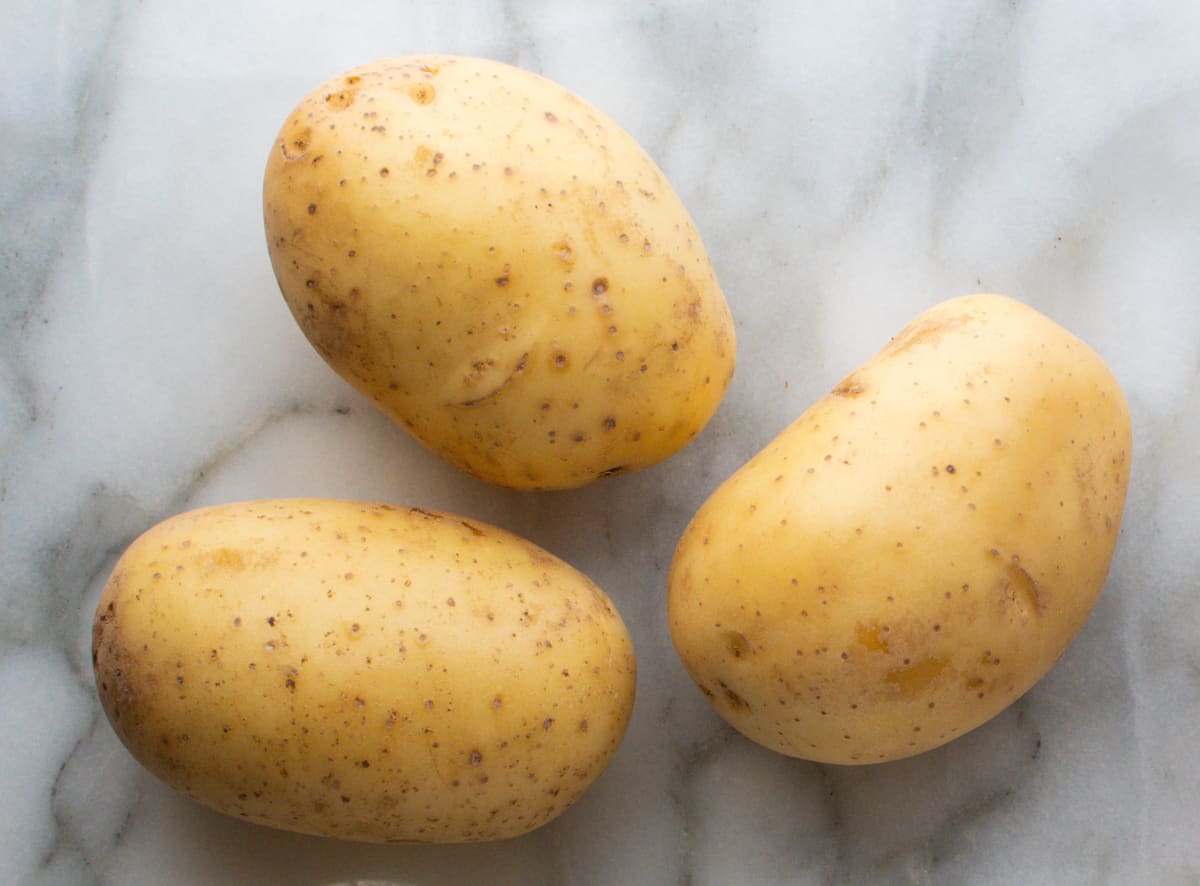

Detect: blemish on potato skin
[724, 631, 749, 659]
[280, 127, 313, 161]
[882, 313, 972, 356]
[855, 623, 891, 653]
[324, 86, 359, 110]
[883, 656, 949, 697]
[990, 550, 1043, 616]
[831, 374, 864, 397]
[409, 82, 436, 105]
[716, 681, 752, 712]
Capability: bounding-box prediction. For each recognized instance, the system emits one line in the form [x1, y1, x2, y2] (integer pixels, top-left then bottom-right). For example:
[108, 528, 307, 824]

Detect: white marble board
[3, 2, 1199, 884]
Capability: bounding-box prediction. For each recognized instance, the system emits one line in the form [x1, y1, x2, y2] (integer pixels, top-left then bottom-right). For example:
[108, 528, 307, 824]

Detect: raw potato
[93, 499, 637, 842]
[263, 56, 736, 490]
[668, 294, 1132, 764]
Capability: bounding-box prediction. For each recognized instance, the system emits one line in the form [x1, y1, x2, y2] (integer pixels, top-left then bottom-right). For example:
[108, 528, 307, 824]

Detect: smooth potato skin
[93, 499, 636, 842]
[263, 56, 735, 490]
[668, 295, 1131, 764]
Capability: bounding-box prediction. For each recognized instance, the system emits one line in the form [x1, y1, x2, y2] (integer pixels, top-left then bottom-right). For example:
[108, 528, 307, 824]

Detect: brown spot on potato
[725, 631, 749, 659]
[825, 372, 864, 396]
[883, 656, 948, 697]
[409, 83, 436, 105]
[855, 623, 891, 653]
[717, 680, 752, 711]
[324, 84, 359, 110]
[203, 548, 246, 572]
[280, 127, 312, 161]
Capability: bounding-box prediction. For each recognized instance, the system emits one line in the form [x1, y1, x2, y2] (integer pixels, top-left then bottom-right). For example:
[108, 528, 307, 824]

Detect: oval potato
[93, 499, 636, 842]
[668, 294, 1131, 764]
[263, 56, 736, 490]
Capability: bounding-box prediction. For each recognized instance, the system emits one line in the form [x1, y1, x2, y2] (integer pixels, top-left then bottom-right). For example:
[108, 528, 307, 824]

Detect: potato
[667, 294, 1131, 764]
[263, 56, 736, 490]
[92, 499, 636, 842]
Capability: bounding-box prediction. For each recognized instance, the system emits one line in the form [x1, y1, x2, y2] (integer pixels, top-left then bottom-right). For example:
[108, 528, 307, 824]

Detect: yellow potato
[668, 294, 1131, 764]
[263, 56, 735, 490]
[93, 499, 636, 842]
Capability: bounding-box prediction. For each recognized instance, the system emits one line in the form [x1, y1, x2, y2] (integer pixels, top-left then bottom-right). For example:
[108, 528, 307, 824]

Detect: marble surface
[3, 1, 1199, 883]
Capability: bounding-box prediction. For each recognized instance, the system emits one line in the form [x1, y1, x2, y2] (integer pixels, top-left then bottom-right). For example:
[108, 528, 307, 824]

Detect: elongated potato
[668, 294, 1131, 763]
[93, 499, 636, 842]
[263, 56, 736, 490]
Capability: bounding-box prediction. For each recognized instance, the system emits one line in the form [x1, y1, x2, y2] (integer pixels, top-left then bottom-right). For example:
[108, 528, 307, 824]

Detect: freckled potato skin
[263, 56, 735, 490]
[667, 294, 1131, 764]
[92, 499, 636, 842]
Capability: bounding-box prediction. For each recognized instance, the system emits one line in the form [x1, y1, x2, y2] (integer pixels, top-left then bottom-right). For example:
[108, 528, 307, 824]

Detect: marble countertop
[4, 2, 1198, 883]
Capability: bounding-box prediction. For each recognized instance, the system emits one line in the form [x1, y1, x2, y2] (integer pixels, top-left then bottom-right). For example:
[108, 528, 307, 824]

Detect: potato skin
[93, 499, 636, 842]
[263, 56, 735, 490]
[668, 295, 1131, 764]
